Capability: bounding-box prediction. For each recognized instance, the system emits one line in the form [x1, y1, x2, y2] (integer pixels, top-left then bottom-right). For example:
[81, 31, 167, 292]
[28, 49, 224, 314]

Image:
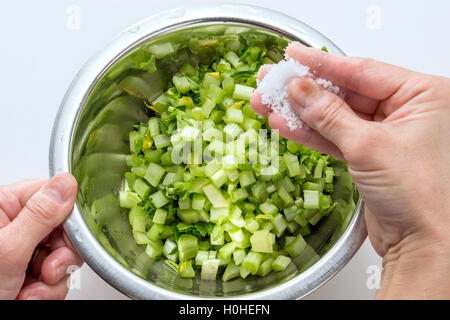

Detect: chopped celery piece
[231, 188, 248, 202]
[223, 123, 243, 139]
[172, 76, 191, 94]
[132, 215, 146, 233]
[285, 234, 307, 258]
[148, 117, 160, 137]
[202, 99, 216, 118]
[240, 265, 251, 279]
[224, 51, 241, 67]
[250, 230, 273, 253]
[163, 239, 178, 262]
[203, 127, 222, 142]
[278, 186, 293, 205]
[223, 263, 240, 281]
[242, 251, 262, 275]
[133, 178, 151, 200]
[153, 134, 171, 148]
[210, 207, 229, 223]
[210, 168, 228, 188]
[257, 257, 275, 277]
[179, 260, 195, 278]
[283, 153, 301, 177]
[147, 223, 165, 241]
[192, 194, 206, 210]
[283, 205, 298, 222]
[145, 149, 162, 163]
[202, 184, 228, 208]
[259, 201, 278, 215]
[201, 259, 221, 280]
[195, 250, 209, 266]
[133, 231, 150, 245]
[225, 108, 244, 123]
[232, 84, 254, 101]
[147, 42, 174, 58]
[314, 158, 325, 179]
[244, 218, 259, 233]
[222, 77, 235, 96]
[146, 240, 163, 260]
[226, 169, 239, 182]
[219, 242, 237, 261]
[178, 198, 191, 209]
[177, 209, 200, 224]
[153, 208, 167, 224]
[304, 190, 320, 209]
[210, 225, 224, 246]
[299, 224, 312, 237]
[228, 228, 245, 242]
[178, 234, 198, 262]
[144, 163, 166, 187]
[309, 212, 324, 226]
[233, 248, 246, 265]
[272, 255, 292, 271]
[150, 190, 169, 208]
[119, 191, 141, 208]
[239, 170, 256, 187]
[273, 214, 288, 237]
[287, 221, 299, 233]
[325, 167, 334, 183]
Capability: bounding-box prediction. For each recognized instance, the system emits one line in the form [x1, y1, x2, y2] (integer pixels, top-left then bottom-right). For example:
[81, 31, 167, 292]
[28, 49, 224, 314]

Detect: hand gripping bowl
[49, 4, 366, 299]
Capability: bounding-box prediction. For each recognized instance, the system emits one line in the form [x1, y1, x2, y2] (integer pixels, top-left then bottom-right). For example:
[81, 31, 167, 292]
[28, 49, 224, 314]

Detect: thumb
[288, 77, 369, 156]
[5, 173, 77, 263]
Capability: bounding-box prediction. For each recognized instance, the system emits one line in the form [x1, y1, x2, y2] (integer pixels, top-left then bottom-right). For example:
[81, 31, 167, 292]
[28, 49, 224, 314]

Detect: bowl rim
[49, 3, 367, 300]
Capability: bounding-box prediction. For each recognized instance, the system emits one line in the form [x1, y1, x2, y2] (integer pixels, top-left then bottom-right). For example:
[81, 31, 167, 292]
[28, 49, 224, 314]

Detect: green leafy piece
[173, 222, 214, 241]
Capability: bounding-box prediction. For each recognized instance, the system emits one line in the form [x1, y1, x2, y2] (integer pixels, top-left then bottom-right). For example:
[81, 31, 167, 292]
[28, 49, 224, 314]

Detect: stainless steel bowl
[49, 4, 366, 299]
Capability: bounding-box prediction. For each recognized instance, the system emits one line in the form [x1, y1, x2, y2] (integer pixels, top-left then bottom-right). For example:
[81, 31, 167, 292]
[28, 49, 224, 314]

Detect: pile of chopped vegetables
[117, 28, 346, 281]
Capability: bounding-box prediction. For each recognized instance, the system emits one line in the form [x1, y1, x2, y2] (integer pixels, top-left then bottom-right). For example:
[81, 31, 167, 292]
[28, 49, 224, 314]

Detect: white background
[0, 0, 449, 300]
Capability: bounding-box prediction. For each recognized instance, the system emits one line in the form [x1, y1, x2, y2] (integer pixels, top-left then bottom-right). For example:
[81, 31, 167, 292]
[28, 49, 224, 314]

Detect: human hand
[251, 43, 450, 298]
[0, 173, 82, 300]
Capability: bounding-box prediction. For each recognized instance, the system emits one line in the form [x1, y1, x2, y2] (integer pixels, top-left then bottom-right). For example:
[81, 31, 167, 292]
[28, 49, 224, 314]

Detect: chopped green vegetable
[115, 27, 355, 280]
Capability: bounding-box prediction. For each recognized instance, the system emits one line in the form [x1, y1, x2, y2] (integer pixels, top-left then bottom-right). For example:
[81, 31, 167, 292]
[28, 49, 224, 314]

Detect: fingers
[287, 77, 371, 157]
[3, 173, 77, 264]
[344, 90, 379, 116]
[285, 42, 411, 101]
[267, 112, 344, 160]
[48, 229, 67, 251]
[30, 246, 51, 278]
[257, 64, 272, 81]
[250, 90, 271, 117]
[16, 277, 70, 300]
[0, 210, 10, 228]
[0, 179, 47, 221]
[40, 246, 83, 285]
[251, 65, 274, 117]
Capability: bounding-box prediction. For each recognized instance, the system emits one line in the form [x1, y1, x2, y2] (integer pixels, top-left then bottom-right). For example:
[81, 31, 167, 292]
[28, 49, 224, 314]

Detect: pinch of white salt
[257, 59, 341, 131]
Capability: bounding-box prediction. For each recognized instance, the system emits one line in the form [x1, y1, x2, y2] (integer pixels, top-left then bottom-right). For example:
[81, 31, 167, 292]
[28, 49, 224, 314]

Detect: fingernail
[42, 174, 74, 204]
[289, 78, 322, 110]
[52, 259, 66, 281]
[26, 295, 42, 300]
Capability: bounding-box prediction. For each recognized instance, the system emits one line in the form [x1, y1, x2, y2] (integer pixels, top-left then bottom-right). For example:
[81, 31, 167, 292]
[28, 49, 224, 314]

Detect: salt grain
[257, 58, 341, 131]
